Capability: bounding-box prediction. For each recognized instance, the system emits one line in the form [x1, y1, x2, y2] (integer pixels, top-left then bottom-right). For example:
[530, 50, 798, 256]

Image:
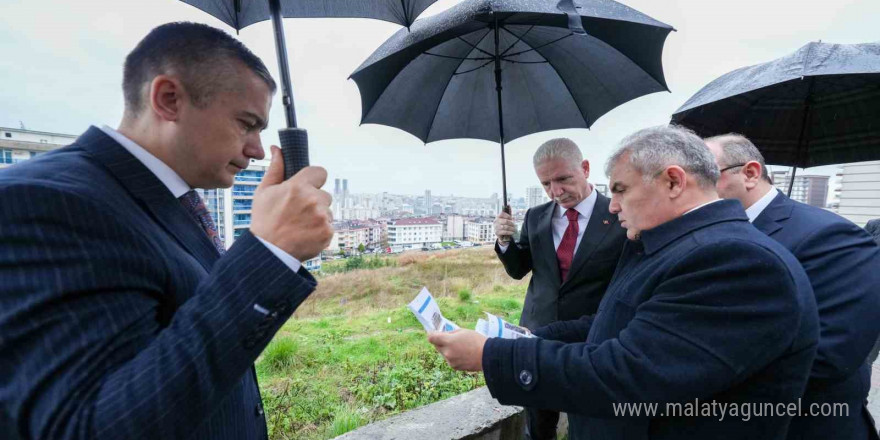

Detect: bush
[457, 288, 472, 302]
[352, 353, 481, 412]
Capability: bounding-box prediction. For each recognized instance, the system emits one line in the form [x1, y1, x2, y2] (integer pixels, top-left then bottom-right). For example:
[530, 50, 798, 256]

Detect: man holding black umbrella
[0, 22, 332, 439]
[493, 138, 626, 439]
[705, 133, 880, 440]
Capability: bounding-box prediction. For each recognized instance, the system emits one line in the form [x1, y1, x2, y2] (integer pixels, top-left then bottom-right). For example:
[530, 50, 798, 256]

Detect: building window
[4, 133, 10, 138]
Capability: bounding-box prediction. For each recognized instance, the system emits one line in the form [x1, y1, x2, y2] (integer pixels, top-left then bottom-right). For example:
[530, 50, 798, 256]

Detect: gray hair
[704, 134, 773, 183]
[533, 138, 583, 169]
[605, 125, 719, 189]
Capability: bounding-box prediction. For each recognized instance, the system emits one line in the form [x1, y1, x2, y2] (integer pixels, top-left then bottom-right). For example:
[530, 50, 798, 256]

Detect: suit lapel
[536, 202, 562, 284]
[78, 127, 220, 271]
[752, 193, 792, 237]
[562, 193, 614, 288]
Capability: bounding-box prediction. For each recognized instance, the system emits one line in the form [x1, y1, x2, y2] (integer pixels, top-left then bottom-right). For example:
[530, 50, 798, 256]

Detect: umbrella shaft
[493, 16, 508, 208]
[269, 0, 297, 128]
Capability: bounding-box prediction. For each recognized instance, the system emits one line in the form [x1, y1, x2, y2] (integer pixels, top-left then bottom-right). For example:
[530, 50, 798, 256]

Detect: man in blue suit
[429, 125, 819, 439]
[705, 134, 880, 440]
[0, 23, 333, 439]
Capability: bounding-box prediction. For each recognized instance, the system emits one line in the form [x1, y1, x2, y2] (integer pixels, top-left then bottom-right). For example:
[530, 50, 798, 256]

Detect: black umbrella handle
[279, 127, 309, 180]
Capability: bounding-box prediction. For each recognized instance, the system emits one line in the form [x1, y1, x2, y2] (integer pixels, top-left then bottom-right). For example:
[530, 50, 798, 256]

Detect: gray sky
[2, 0, 878, 198]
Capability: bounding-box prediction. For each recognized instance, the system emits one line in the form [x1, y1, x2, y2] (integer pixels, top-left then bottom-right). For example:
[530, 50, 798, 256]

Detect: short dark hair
[704, 133, 773, 183]
[123, 22, 276, 114]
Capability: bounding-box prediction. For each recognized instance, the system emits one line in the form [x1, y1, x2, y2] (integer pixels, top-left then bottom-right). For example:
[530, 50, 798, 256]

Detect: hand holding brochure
[408, 287, 534, 339]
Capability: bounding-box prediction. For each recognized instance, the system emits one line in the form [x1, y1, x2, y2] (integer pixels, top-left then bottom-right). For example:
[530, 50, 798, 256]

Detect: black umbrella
[672, 41, 880, 194]
[349, 0, 673, 208]
[179, 0, 442, 178]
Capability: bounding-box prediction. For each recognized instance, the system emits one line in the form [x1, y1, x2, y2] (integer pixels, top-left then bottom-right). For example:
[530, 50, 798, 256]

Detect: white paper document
[475, 312, 534, 339]
[408, 288, 534, 339]
[408, 287, 460, 332]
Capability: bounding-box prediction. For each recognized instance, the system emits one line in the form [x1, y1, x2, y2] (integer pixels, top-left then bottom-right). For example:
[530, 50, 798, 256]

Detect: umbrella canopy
[180, 0, 440, 30]
[350, 0, 674, 145]
[672, 41, 880, 168]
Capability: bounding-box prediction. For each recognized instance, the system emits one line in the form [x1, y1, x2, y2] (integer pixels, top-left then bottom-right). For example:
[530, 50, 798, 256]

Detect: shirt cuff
[255, 236, 302, 273]
[497, 241, 509, 253]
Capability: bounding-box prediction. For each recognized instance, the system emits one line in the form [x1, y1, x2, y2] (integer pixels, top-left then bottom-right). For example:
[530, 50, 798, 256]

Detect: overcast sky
[2, 0, 878, 199]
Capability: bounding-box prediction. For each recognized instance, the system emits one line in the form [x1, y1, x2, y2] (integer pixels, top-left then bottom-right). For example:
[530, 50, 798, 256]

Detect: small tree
[358, 243, 366, 253]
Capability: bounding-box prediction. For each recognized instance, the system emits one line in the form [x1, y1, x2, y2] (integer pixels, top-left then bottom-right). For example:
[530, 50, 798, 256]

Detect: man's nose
[244, 134, 265, 160]
[609, 197, 620, 214]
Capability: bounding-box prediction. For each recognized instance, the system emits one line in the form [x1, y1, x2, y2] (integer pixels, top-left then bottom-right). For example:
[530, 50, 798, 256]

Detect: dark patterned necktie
[556, 208, 580, 281]
[178, 190, 226, 255]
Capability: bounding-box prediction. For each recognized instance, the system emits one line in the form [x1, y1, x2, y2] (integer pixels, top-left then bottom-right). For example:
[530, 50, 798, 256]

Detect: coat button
[519, 370, 533, 386]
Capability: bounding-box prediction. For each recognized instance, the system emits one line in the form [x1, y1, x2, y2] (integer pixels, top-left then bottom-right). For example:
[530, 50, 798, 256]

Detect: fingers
[258, 146, 284, 189]
[290, 166, 328, 190]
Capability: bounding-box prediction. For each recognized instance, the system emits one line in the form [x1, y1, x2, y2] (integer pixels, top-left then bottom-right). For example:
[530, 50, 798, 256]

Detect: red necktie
[556, 208, 580, 281]
[179, 190, 226, 255]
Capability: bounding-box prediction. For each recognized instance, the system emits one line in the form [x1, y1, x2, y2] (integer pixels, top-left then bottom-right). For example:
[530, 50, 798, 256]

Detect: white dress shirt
[499, 186, 598, 253]
[99, 125, 301, 273]
[745, 187, 780, 223]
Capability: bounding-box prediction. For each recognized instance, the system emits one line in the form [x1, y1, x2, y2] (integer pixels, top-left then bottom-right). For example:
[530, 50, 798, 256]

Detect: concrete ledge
[334, 387, 524, 440]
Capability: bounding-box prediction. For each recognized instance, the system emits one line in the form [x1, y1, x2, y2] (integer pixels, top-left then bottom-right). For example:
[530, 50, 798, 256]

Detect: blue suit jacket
[482, 200, 819, 440]
[0, 127, 316, 440]
[753, 193, 880, 440]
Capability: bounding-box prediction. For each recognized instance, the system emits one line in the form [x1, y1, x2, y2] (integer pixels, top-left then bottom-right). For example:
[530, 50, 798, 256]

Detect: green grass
[256, 248, 528, 439]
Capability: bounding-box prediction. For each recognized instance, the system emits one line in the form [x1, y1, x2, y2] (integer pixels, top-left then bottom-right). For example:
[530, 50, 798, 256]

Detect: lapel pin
[603, 219, 609, 225]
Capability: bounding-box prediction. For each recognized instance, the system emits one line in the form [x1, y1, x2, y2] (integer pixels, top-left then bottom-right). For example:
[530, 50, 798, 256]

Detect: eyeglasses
[719, 163, 746, 173]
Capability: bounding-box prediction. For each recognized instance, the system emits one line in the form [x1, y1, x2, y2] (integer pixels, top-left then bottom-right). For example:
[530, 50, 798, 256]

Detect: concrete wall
[334, 387, 524, 440]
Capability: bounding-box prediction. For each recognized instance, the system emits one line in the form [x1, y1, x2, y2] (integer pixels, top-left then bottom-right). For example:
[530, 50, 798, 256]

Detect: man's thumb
[259, 146, 284, 188]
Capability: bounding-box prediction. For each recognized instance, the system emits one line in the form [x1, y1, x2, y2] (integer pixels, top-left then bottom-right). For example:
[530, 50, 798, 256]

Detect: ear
[662, 165, 687, 198]
[581, 159, 590, 180]
[149, 75, 185, 122]
[741, 161, 763, 190]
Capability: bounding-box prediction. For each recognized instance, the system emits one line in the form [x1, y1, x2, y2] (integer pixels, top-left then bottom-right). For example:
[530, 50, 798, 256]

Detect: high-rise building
[594, 183, 609, 197]
[425, 190, 432, 215]
[836, 160, 880, 227]
[771, 171, 829, 208]
[526, 186, 547, 208]
[0, 126, 76, 169]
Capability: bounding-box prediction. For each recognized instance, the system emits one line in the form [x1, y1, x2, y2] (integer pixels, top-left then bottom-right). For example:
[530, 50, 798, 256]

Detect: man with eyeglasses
[705, 133, 880, 440]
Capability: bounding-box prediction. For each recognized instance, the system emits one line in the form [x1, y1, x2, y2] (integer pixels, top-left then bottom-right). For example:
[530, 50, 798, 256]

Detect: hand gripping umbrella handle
[279, 127, 309, 180]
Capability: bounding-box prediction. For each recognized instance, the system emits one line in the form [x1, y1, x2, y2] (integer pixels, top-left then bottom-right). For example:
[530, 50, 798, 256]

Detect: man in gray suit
[493, 138, 627, 439]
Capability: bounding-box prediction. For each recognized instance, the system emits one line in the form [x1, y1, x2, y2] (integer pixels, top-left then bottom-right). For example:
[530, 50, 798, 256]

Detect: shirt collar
[745, 187, 779, 223]
[555, 185, 598, 219]
[99, 125, 191, 198]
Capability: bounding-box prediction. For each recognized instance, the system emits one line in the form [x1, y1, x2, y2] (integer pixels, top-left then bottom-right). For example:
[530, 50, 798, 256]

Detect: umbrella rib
[455, 36, 495, 58]
[423, 52, 493, 61]
[500, 25, 536, 56]
[453, 59, 495, 75]
[501, 30, 574, 59]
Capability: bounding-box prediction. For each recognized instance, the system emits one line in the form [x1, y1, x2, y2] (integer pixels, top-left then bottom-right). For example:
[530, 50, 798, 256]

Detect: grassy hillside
[257, 248, 530, 439]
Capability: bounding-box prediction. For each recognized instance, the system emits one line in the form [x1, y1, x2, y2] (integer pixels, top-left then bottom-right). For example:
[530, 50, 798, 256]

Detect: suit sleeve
[482, 241, 811, 417]
[0, 183, 315, 440]
[495, 208, 533, 279]
[532, 315, 594, 343]
[793, 221, 880, 380]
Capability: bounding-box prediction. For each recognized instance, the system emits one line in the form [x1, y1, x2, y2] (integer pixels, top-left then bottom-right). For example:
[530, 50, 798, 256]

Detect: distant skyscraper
[425, 190, 432, 214]
[334, 178, 341, 198]
[526, 186, 546, 208]
[771, 171, 829, 208]
[836, 160, 880, 226]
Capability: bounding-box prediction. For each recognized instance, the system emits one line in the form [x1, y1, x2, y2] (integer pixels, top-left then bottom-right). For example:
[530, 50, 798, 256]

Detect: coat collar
[639, 199, 749, 256]
[77, 126, 220, 270]
[752, 192, 794, 236]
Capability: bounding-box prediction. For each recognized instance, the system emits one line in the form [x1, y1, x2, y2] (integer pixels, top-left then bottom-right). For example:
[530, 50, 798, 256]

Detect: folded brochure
[408, 287, 533, 339]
